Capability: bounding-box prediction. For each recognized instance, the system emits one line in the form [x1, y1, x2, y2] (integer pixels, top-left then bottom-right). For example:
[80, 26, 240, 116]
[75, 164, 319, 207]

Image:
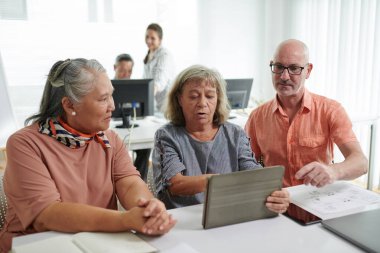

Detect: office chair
[0, 174, 7, 229]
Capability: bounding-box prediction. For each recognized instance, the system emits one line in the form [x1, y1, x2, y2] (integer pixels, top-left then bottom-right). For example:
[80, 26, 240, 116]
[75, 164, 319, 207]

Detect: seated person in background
[114, 53, 151, 182]
[0, 58, 175, 252]
[114, 53, 134, 79]
[152, 64, 290, 210]
[245, 39, 368, 188]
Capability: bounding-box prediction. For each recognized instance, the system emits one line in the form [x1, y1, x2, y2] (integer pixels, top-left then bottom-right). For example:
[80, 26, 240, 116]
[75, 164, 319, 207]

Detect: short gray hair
[25, 58, 106, 125]
[164, 65, 230, 126]
[273, 39, 310, 62]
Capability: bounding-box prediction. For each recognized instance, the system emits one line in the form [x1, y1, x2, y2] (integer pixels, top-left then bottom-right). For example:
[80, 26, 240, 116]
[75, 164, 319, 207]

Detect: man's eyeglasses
[269, 63, 308, 75]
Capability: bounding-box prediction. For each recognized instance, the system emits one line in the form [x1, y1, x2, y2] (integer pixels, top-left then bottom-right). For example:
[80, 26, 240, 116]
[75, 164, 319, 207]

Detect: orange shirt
[245, 89, 357, 187]
[0, 123, 139, 251]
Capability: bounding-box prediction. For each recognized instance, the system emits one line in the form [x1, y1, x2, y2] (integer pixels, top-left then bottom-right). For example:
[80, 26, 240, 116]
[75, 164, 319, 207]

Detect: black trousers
[133, 149, 151, 182]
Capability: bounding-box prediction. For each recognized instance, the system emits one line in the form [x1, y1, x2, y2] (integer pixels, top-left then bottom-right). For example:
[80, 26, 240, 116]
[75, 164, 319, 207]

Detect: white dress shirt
[143, 46, 175, 111]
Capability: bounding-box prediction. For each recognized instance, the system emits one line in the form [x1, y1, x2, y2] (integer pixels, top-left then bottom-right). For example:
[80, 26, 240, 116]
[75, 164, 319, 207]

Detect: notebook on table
[202, 166, 285, 229]
[12, 231, 157, 253]
[321, 208, 380, 253]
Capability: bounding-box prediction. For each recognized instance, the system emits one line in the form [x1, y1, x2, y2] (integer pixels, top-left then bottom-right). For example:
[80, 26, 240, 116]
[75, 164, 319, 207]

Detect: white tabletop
[140, 204, 364, 253]
[111, 116, 166, 151]
[13, 204, 364, 253]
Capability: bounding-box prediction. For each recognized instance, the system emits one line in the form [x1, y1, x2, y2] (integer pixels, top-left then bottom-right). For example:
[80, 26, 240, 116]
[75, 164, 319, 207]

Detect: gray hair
[273, 39, 310, 62]
[25, 58, 106, 125]
[164, 65, 230, 126]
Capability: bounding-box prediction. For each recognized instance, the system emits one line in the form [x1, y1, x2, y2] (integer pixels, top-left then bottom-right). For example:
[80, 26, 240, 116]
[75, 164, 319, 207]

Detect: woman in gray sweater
[152, 65, 289, 210]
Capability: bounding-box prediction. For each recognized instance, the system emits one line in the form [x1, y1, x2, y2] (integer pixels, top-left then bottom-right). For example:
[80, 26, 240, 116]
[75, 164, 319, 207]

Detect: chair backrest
[0, 147, 6, 171]
[0, 174, 7, 229]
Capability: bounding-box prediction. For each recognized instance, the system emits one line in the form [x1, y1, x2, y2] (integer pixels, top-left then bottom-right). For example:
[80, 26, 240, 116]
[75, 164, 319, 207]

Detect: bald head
[273, 39, 309, 64]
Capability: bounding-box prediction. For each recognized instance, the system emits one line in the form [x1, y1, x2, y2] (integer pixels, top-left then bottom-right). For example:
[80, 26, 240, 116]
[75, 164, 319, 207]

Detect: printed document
[286, 181, 380, 219]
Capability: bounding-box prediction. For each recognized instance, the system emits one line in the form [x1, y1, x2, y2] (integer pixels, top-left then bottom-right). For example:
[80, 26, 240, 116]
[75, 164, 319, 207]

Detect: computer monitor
[111, 79, 154, 128]
[225, 78, 253, 109]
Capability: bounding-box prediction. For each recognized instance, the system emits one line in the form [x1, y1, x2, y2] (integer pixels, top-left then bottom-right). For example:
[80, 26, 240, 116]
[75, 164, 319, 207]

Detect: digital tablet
[202, 166, 285, 229]
[283, 203, 322, 225]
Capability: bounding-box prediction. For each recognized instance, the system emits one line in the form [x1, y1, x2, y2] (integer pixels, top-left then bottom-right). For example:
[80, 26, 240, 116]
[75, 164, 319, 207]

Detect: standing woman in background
[143, 23, 175, 112]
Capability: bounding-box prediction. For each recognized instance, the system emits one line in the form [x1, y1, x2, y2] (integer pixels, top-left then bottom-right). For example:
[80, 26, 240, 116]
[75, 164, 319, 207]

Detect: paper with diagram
[286, 181, 380, 219]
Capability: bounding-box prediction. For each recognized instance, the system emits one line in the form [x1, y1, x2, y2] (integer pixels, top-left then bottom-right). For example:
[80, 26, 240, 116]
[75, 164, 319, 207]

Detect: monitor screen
[111, 79, 154, 119]
[225, 78, 253, 109]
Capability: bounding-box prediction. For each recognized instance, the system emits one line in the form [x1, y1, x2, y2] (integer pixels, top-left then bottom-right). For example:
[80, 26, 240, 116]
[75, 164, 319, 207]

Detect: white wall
[197, 0, 270, 104]
[0, 51, 17, 147]
[0, 0, 199, 86]
[1, 0, 200, 126]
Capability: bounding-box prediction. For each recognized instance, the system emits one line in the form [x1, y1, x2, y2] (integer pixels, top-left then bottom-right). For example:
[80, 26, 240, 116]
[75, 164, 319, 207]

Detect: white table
[111, 116, 166, 151]
[141, 204, 364, 253]
[13, 204, 364, 253]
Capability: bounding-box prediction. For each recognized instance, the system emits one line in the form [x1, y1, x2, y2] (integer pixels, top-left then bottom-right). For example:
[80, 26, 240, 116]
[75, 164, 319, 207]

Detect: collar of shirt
[270, 89, 313, 116]
[149, 46, 164, 61]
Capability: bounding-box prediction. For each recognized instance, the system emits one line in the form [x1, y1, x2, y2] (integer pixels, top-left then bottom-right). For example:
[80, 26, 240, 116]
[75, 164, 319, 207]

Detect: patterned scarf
[39, 117, 111, 149]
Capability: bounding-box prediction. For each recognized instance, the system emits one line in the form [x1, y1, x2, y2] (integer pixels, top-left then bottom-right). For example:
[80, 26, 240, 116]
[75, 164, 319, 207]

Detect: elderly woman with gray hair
[0, 58, 175, 252]
[153, 65, 290, 210]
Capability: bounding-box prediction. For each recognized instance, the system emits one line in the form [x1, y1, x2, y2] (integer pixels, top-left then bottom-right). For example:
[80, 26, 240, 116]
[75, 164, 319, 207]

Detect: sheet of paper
[12, 235, 81, 253]
[286, 181, 380, 219]
[12, 232, 157, 253]
[164, 243, 200, 253]
[72, 232, 157, 253]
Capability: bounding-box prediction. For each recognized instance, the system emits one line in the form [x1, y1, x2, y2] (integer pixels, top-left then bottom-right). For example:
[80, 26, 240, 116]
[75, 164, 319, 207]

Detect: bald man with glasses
[245, 39, 368, 188]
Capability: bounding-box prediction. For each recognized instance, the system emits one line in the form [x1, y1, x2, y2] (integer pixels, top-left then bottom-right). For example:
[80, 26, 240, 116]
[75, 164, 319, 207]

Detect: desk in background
[111, 116, 166, 151]
[111, 112, 250, 151]
[13, 204, 364, 253]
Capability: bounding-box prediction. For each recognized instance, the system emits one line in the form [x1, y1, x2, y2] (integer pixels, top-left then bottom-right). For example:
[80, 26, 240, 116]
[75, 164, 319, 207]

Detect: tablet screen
[284, 203, 322, 225]
[202, 166, 285, 229]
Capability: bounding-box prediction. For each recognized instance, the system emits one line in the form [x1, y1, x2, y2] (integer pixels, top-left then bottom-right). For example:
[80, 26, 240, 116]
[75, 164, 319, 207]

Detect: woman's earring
[71, 111, 76, 116]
